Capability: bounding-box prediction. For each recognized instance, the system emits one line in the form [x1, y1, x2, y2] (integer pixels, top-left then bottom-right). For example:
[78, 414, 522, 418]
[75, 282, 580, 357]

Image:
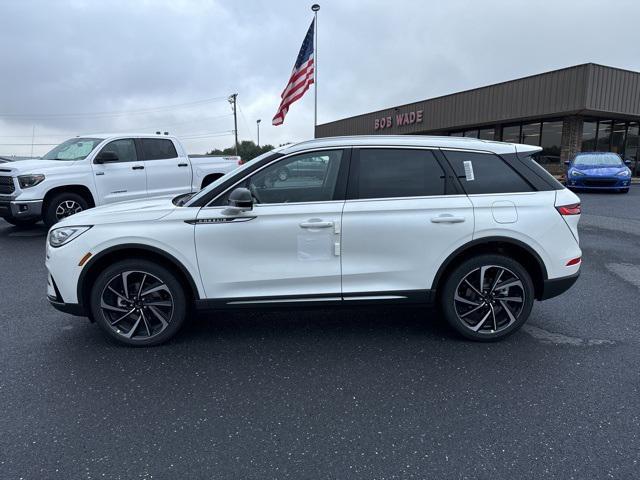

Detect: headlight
[18, 174, 45, 188]
[48, 226, 92, 248]
[570, 170, 585, 176]
[616, 169, 631, 177]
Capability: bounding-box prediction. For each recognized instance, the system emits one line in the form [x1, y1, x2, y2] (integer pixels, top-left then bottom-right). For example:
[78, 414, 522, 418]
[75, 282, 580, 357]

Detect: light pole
[256, 119, 261, 147]
[228, 93, 238, 156]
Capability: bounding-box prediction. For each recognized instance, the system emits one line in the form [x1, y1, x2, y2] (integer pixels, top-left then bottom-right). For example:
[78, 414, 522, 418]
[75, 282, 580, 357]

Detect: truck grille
[0, 175, 15, 194]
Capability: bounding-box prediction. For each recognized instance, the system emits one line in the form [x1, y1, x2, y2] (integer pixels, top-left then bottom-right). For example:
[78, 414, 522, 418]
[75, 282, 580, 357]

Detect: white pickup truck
[0, 133, 240, 227]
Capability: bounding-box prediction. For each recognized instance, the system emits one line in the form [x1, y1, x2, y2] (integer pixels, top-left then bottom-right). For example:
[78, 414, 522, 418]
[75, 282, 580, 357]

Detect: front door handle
[178, 163, 188, 167]
[132, 165, 145, 170]
[299, 221, 334, 229]
[431, 214, 465, 224]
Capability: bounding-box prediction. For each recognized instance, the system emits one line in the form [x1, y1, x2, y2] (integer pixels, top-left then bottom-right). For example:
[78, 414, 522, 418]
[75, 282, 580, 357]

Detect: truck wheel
[43, 192, 89, 228]
[3, 215, 39, 228]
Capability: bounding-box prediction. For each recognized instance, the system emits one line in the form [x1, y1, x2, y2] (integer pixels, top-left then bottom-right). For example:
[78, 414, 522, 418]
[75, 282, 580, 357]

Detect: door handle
[431, 214, 465, 224]
[95, 172, 105, 176]
[132, 165, 144, 170]
[299, 221, 334, 229]
[178, 163, 188, 167]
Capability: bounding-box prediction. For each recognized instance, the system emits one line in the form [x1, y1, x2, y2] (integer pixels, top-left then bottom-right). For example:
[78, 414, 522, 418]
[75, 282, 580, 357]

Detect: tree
[208, 140, 274, 162]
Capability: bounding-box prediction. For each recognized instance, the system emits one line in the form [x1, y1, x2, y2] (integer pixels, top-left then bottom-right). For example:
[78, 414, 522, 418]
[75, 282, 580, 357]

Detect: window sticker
[463, 160, 475, 181]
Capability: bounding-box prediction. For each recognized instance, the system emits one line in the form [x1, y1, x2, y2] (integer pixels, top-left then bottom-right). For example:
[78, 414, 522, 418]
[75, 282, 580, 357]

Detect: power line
[0, 96, 229, 119]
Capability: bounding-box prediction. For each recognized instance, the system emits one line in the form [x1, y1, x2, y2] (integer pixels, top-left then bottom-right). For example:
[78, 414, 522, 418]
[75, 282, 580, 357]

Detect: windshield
[42, 138, 103, 161]
[574, 153, 623, 167]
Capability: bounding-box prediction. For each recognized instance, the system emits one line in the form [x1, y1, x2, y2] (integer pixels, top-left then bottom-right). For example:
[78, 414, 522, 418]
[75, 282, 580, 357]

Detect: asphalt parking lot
[1, 188, 639, 479]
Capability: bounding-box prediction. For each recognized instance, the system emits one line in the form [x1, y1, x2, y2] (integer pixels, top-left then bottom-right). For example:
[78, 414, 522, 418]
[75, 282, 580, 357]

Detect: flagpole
[312, 4, 320, 133]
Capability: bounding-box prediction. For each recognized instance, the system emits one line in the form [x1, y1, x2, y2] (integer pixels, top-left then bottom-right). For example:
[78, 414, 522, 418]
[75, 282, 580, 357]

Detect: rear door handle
[132, 165, 144, 170]
[178, 163, 188, 167]
[431, 214, 465, 224]
[299, 221, 334, 229]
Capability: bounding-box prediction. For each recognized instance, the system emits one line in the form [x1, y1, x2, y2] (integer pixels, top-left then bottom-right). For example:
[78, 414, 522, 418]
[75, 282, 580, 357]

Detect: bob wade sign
[374, 109, 424, 130]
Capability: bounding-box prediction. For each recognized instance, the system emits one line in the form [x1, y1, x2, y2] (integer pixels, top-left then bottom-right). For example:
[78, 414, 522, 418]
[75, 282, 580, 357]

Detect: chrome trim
[343, 295, 407, 301]
[227, 297, 342, 305]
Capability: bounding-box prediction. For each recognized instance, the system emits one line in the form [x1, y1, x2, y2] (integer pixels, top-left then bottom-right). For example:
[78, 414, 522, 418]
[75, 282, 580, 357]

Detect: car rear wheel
[90, 259, 188, 346]
[439, 254, 534, 341]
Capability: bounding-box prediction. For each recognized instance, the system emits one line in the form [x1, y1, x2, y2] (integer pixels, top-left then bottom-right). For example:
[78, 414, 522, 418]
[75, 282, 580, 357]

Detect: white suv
[45, 136, 582, 346]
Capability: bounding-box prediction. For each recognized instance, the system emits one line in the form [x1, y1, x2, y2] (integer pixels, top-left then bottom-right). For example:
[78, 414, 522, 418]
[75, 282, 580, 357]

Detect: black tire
[43, 192, 89, 228]
[2, 215, 39, 227]
[439, 254, 534, 342]
[89, 259, 188, 347]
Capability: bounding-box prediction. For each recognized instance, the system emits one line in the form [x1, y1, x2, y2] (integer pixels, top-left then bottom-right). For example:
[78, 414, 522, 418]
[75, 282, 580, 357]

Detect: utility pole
[228, 93, 239, 156]
[256, 119, 261, 147]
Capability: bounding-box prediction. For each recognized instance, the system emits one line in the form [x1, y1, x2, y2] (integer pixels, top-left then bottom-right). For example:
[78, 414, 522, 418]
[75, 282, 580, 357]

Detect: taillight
[556, 203, 581, 215]
[566, 257, 581, 266]
[237, 158, 245, 165]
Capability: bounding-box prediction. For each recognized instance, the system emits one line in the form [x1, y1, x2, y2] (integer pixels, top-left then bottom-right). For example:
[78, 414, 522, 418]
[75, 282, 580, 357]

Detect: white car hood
[56, 196, 178, 226]
[0, 158, 79, 174]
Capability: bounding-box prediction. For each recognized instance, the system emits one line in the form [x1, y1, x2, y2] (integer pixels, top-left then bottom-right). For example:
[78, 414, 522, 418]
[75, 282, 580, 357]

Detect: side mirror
[95, 151, 119, 164]
[222, 187, 253, 216]
[564, 160, 571, 166]
[624, 159, 632, 166]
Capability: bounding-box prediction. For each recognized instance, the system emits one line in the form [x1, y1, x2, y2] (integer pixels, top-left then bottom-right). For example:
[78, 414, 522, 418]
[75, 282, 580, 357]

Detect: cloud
[1, 0, 639, 156]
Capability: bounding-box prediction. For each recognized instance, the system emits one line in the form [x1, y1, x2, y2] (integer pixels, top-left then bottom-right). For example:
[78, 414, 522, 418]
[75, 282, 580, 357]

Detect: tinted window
[99, 139, 137, 163]
[141, 139, 178, 160]
[356, 149, 445, 199]
[239, 150, 343, 204]
[444, 151, 533, 194]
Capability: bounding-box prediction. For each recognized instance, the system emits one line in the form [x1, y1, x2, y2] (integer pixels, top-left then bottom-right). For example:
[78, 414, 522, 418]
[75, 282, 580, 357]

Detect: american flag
[272, 19, 315, 126]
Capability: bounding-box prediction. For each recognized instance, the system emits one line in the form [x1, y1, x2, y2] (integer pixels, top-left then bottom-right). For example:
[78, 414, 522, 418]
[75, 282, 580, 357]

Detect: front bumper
[47, 272, 86, 316]
[566, 175, 630, 190]
[539, 271, 580, 300]
[0, 197, 43, 219]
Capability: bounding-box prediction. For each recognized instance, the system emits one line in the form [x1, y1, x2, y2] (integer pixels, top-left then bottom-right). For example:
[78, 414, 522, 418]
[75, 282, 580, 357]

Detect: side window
[355, 149, 445, 199]
[141, 139, 178, 160]
[98, 139, 137, 163]
[444, 151, 534, 194]
[214, 150, 343, 205]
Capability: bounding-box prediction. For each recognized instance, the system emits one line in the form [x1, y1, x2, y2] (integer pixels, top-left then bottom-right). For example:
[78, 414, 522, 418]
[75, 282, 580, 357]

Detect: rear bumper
[0, 198, 43, 219]
[540, 271, 580, 300]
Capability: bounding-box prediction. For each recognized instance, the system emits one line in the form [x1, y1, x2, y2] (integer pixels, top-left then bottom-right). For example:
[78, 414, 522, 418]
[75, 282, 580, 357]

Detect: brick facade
[560, 116, 583, 163]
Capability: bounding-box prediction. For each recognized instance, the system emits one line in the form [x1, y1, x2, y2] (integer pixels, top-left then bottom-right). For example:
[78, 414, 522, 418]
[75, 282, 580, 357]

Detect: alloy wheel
[99, 271, 174, 340]
[453, 265, 525, 335]
[55, 200, 83, 220]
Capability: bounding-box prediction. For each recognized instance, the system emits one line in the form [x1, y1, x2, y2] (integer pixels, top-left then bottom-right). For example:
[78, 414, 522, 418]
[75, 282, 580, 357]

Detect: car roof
[281, 135, 542, 156]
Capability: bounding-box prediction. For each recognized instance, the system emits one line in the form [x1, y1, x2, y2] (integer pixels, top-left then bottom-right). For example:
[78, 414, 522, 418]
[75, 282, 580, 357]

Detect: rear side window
[141, 139, 178, 160]
[356, 149, 445, 199]
[444, 151, 533, 194]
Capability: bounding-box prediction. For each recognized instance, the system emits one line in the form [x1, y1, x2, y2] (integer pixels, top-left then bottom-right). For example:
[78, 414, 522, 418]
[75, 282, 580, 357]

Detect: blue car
[565, 152, 632, 193]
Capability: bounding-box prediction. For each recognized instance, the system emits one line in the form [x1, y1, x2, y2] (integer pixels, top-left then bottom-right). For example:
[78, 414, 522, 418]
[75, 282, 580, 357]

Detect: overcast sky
[2, 0, 640, 156]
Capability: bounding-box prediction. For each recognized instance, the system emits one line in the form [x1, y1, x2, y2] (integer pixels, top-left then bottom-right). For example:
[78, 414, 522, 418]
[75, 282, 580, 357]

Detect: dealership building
[315, 63, 640, 175]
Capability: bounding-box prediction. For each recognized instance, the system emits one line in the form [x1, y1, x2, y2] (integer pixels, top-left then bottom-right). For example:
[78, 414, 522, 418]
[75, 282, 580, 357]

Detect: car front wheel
[89, 259, 188, 346]
[44, 192, 89, 228]
[440, 254, 534, 341]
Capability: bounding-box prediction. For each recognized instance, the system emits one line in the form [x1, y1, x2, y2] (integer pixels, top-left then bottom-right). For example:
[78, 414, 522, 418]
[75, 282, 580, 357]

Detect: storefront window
[502, 125, 520, 143]
[539, 121, 563, 164]
[521, 122, 541, 146]
[582, 121, 597, 151]
[610, 121, 626, 155]
[625, 122, 639, 176]
[450, 131, 464, 137]
[478, 128, 495, 140]
[596, 120, 612, 151]
[464, 130, 479, 138]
